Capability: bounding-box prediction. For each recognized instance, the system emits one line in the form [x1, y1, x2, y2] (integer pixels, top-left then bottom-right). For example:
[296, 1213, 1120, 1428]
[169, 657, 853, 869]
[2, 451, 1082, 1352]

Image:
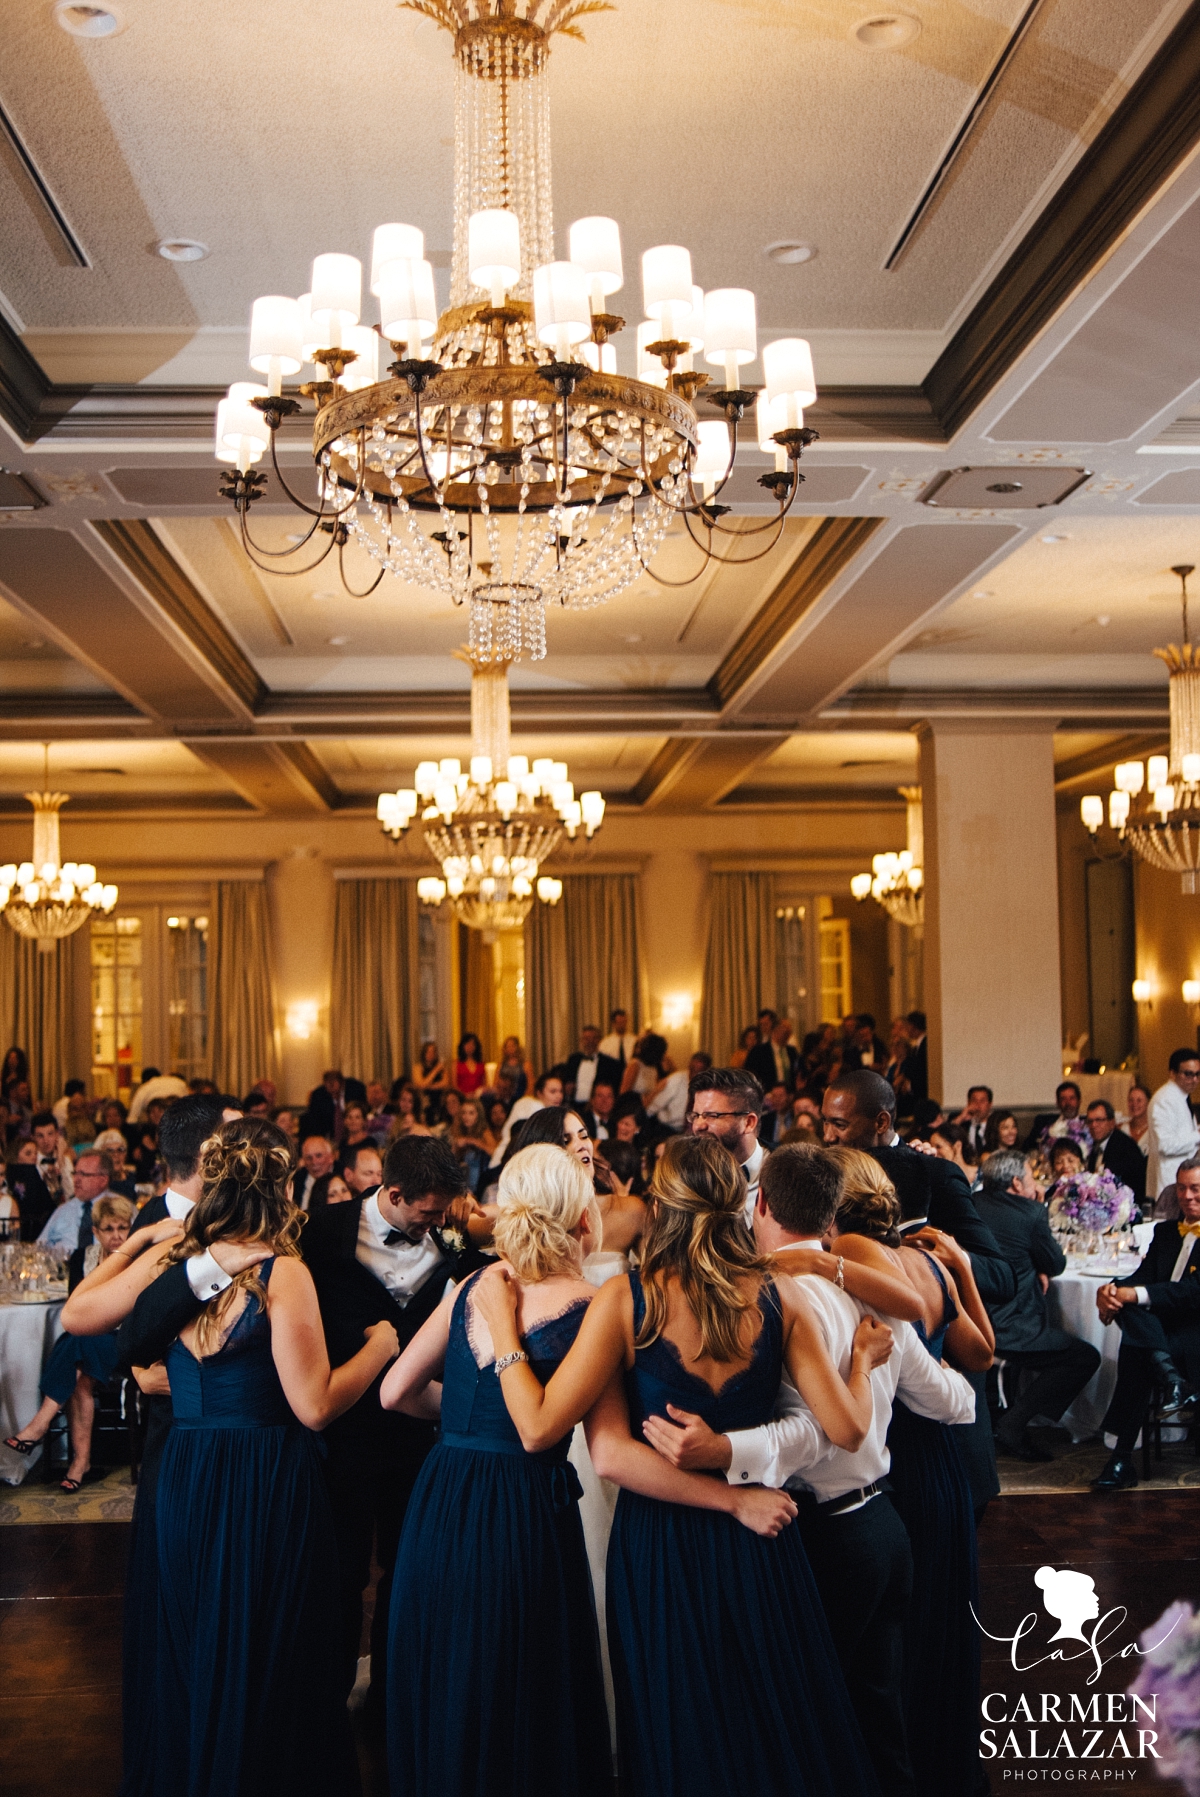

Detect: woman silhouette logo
[1034, 1566, 1100, 1642]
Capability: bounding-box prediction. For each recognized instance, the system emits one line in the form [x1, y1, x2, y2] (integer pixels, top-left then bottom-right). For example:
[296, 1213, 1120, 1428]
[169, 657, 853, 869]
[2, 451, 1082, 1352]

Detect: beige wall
[1133, 859, 1200, 1090]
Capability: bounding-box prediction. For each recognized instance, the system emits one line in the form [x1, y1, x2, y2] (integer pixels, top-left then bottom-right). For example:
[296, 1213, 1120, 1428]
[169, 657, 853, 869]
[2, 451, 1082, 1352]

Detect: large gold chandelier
[0, 777, 117, 953]
[851, 787, 924, 930]
[377, 650, 602, 931]
[215, 0, 818, 662]
[1081, 564, 1200, 892]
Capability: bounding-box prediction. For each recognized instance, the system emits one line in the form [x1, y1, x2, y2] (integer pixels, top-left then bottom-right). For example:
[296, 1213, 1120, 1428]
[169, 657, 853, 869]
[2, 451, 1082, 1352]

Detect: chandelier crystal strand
[0, 790, 118, 952]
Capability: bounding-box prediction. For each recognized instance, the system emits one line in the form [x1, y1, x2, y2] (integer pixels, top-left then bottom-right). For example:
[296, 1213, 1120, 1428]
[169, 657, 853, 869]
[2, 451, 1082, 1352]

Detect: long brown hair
[636, 1134, 769, 1363]
[166, 1117, 300, 1354]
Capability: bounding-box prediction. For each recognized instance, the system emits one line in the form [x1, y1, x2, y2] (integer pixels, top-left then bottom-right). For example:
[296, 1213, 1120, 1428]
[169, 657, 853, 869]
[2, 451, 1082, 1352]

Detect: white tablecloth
[1046, 1228, 1168, 1442]
[1071, 1073, 1136, 1116]
[0, 1299, 64, 1484]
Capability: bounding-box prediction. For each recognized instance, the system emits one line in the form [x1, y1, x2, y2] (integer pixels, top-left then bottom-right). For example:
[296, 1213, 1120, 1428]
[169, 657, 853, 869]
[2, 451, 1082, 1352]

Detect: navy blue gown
[387, 1271, 610, 1797]
[607, 1271, 881, 1797]
[154, 1259, 355, 1796]
[885, 1250, 980, 1797]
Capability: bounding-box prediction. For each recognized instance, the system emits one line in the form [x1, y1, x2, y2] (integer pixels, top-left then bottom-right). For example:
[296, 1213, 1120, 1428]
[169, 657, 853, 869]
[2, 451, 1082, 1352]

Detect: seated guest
[609, 1093, 650, 1149]
[1045, 1136, 1085, 1199]
[745, 1016, 801, 1095]
[271, 1105, 300, 1144]
[843, 1013, 888, 1073]
[335, 1100, 372, 1172]
[1085, 1100, 1146, 1208]
[412, 1040, 449, 1112]
[387, 1083, 423, 1140]
[952, 1085, 993, 1158]
[453, 1033, 488, 1098]
[324, 1173, 353, 1206]
[620, 1031, 669, 1099]
[1092, 1153, 1200, 1491]
[448, 1096, 493, 1196]
[7, 1142, 54, 1242]
[758, 1081, 793, 1148]
[293, 1134, 335, 1211]
[928, 1122, 980, 1188]
[1122, 1081, 1152, 1153]
[730, 1025, 759, 1070]
[63, 1086, 98, 1149]
[496, 1035, 534, 1102]
[589, 1080, 616, 1142]
[38, 1149, 117, 1253]
[53, 1077, 86, 1129]
[646, 1051, 711, 1135]
[983, 1108, 1020, 1155]
[342, 1141, 383, 1198]
[1024, 1080, 1086, 1151]
[5, 1194, 135, 1489]
[975, 1149, 1101, 1462]
[488, 1069, 564, 1167]
[33, 1110, 73, 1201]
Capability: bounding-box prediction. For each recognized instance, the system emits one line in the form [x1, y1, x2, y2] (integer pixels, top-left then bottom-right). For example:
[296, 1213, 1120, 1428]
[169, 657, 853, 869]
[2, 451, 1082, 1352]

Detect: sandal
[59, 1476, 83, 1493]
[4, 1436, 37, 1455]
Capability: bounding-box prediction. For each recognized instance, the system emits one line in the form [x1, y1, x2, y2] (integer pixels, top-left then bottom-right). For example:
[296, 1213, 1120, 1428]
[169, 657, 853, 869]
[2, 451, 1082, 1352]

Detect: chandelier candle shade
[1080, 566, 1200, 891]
[0, 786, 117, 952]
[377, 650, 603, 933]
[215, 0, 819, 661]
[851, 787, 925, 930]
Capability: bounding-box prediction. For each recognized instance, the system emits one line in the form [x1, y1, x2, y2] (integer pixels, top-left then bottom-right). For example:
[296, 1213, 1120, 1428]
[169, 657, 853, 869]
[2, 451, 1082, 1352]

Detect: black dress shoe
[1157, 1380, 1197, 1417]
[994, 1429, 1054, 1463]
[1091, 1454, 1138, 1491]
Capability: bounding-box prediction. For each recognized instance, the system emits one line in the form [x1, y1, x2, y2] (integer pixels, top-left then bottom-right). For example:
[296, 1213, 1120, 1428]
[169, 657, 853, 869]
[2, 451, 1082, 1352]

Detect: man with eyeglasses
[1147, 1048, 1200, 1213]
[686, 1067, 766, 1223]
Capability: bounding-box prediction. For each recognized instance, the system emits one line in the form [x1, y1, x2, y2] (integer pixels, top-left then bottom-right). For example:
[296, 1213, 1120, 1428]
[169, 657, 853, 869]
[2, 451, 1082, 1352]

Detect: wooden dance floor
[1, 1496, 1196, 1796]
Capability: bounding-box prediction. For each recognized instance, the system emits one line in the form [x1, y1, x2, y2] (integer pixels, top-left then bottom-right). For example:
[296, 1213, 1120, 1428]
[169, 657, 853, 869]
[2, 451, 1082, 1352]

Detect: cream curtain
[0, 924, 82, 1104]
[210, 881, 279, 1096]
[524, 873, 645, 1071]
[700, 872, 776, 1065]
[329, 878, 419, 1084]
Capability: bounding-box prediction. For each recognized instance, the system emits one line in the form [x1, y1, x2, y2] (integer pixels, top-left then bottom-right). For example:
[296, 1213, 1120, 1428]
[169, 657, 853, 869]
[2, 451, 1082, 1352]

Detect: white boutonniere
[440, 1226, 466, 1255]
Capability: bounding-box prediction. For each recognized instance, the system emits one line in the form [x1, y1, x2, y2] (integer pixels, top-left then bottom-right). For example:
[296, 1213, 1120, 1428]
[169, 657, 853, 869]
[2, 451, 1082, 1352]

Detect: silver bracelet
[494, 1351, 529, 1375]
[836, 1255, 845, 1291]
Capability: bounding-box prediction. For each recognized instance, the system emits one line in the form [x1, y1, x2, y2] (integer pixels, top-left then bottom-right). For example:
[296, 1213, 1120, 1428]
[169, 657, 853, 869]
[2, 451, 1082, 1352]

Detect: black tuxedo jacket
[842, 1036, 889, 1073]
[1024, 1111, 1072, 1151]
[972, 1188, 1072, 1354]
[744, 1041, 801, 1095]
[1087, 1130, 1147, 1206]
[8, 1164, 54, 1242]
[1115, 1220, 1200, 1329]
[129, 1193, 171, 1234]
[897, 1039, 927, 1106]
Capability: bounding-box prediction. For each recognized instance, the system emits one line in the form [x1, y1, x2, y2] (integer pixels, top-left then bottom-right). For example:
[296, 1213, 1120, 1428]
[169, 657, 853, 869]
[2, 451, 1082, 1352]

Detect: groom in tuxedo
[299, 1132, 489, 1717]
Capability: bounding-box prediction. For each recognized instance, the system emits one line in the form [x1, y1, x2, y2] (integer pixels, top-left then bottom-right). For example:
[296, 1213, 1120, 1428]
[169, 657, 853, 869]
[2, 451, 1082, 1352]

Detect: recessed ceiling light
[23, 638, 45, 649]
[286, 532, 309, 544]
[1096, 615, 1111, 627]
[1040, 533, 1069, 543]
[313, 589, 338, 600]
[852, 13, 921, 50]
[971, 590, 994, 599]
[328, 635, 350, 646]
[623, 633, 643, 643]
[54, 3, 126, 38]
[156, 239, 209, 263]
[764, 241, 816, 266]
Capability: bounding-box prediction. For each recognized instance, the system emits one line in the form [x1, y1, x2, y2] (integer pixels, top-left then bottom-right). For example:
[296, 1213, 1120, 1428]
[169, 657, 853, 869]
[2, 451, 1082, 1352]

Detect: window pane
[168, 915, 209, 1083]
[91, 917, 142, 1098]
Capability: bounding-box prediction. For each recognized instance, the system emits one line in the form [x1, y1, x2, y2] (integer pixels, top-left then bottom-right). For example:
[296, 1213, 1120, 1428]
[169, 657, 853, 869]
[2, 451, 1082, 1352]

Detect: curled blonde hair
[493, 1143, 592, 1282]
[91, 1193, 135, 1228]
[166, 1117, 300, 1353]
[827, 1147, 902, 1246]
[638, 1134, 770, 1363]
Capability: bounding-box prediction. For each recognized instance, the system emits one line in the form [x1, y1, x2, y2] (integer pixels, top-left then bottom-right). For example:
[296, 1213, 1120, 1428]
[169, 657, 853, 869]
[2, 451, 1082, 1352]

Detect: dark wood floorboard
[0, 1501, 1193, 1795]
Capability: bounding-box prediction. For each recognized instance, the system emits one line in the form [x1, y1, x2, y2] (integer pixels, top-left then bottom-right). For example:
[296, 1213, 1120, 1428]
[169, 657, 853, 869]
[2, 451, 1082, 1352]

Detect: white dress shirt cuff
[187, 1250, 233, 1301]
[1135, 1287, 1150, 1306]
[724, 1428, 775, 1487]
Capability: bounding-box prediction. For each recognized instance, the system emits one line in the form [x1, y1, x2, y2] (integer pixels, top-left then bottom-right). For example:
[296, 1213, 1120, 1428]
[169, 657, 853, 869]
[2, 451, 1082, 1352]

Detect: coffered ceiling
[1, 0, 1200, 826]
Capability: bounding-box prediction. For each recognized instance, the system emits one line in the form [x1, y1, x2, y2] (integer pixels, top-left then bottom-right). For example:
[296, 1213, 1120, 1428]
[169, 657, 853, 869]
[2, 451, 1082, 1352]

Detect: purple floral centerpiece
[1037, 1116, 1094, 1159]
[1049, 1168, 1135, 1233]
[1128, 1602, 1200, 1793]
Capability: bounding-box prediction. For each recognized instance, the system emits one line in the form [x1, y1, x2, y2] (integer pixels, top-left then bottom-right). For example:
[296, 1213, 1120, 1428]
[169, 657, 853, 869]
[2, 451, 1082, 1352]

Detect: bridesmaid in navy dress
[475, 1134, 894, 1797]
[381, 1143, 610, 1797]
[76, 1118, 400, 1797]
[828, 1158, 995, 1797]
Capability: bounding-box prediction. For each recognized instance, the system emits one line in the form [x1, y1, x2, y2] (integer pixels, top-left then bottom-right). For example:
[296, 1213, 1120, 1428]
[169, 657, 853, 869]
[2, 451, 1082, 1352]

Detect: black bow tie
[384, 1228, 425, 1248]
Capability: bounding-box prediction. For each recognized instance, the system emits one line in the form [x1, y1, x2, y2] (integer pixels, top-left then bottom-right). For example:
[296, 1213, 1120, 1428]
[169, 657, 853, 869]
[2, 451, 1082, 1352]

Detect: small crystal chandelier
[214, 0, 819, 662]
[851, 787, 924, 931]
[1081, 564, 1200, 892]
[378, 649, 600, 931]
[0, 755, 118, 952]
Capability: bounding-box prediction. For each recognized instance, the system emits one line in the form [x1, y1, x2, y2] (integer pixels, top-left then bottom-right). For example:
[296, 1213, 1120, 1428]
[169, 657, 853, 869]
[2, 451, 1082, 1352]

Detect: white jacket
[1147, 1078, 1200, 1200]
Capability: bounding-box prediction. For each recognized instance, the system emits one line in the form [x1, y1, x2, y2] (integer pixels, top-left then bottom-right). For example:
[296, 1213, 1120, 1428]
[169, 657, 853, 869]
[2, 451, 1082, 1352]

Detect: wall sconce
[286, 1000, 320, 1041]
[1132, 979, 1152, 1004]
[1184, 981, 1200, 1006]
[659, 992, 695, 1030]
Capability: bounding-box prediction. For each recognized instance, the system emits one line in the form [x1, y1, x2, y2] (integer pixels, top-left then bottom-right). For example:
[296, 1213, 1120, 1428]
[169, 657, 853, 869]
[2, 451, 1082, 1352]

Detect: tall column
[918, 721, 1062, 1108]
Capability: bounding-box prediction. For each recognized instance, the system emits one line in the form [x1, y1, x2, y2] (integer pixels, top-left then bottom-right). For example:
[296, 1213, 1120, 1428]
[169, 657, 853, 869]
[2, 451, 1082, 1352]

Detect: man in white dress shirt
[686, 1066, 766, 1222]
[645, 1142, 974, 1797]
[598, 1007, 638, 1068]
[646, 1052, 712, 1134]
[1147, 1047, 1200, 1206]
[294, 1134, 336, 1211]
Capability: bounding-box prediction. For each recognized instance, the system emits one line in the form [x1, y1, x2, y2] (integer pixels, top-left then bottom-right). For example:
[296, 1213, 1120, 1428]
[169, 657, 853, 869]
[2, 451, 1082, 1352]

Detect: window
[418, 910, 439, 1051]
[91, 917, 143, 1098]
[167, 914, 209, 1083]
[819, 918, 852, 1024]
[774, 905, 807, 1030]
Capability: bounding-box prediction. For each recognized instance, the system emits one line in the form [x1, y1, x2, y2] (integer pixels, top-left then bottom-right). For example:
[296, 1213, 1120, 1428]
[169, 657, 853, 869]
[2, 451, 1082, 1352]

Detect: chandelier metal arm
[236, 506, 340, 576]
[337, 523, 389, 598]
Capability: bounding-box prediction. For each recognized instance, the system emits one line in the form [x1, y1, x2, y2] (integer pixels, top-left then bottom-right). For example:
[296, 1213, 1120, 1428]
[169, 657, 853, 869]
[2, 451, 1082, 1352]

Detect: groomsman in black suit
[1092, 1155, 1200, 1491]
[821, 1069, 1016, 1514]
[1085, 1100, 1147, 1208]
[745, 1017, 802, 1096]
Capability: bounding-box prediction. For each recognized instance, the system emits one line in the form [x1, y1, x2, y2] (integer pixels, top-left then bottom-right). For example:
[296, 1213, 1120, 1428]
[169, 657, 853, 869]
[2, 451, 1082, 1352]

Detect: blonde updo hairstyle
[166, 1116, 300, 1353]
[827, 1147, 902, 1247]
[493, 1143, 594, 1282]
[638, 1133, 769, 1364]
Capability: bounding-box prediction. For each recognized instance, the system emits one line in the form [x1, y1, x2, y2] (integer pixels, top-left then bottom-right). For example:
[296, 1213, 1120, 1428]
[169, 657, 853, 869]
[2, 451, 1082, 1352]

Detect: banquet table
[1045, 1224, 1164, 1441]
[0, 1295, 65, 1485]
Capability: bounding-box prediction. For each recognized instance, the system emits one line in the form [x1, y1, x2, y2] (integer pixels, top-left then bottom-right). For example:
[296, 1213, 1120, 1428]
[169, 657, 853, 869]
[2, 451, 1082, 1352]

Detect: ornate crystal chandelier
[1081, 564, 1200, 893]
[377, 649, 601, 931]
[851, 787, 924, 930]
[0, 763, 117, 952]
[215, 0, 819, 662]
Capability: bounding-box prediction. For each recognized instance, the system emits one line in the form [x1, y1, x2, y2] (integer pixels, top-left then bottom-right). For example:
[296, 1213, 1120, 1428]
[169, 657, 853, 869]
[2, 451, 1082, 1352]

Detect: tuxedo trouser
[992, 1337, 1101, 1446]
[796, 1492, 915, 1797]
[322, 1419, 434, 1703]
[1103, 1310, 1200, 1457]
